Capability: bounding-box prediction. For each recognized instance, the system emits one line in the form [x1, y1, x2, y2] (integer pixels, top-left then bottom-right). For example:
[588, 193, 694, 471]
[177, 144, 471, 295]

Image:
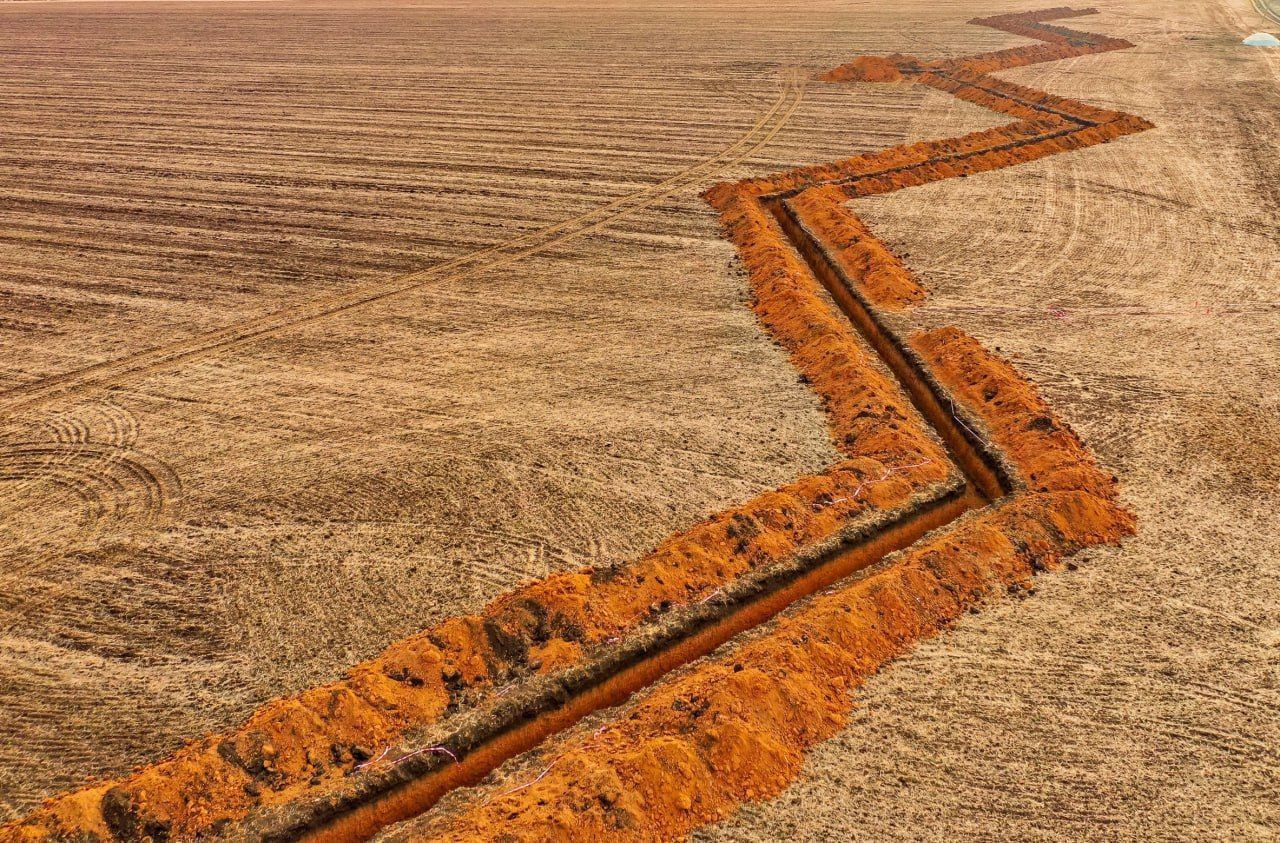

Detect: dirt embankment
[4, 102, 957, 843]
[377, 8, 1147, 840]
[4, 416, 949, 839]
[786, 186, 926, 310]
[406, 331, 1133, 842]
[819, 55, 904, 83]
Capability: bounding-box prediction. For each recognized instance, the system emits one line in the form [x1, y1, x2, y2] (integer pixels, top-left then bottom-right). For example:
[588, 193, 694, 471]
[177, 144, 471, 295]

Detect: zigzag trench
[2, 9, 1146, 842]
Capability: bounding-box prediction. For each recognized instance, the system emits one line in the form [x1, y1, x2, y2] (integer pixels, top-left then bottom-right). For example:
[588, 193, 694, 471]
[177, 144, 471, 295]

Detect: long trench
[239, 191, 1015, 843]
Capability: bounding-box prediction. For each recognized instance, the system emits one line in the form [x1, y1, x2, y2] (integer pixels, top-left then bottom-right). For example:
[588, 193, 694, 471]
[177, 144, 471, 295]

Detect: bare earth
[699, 0, 1280, 838]
[1, 0, 1278, 838]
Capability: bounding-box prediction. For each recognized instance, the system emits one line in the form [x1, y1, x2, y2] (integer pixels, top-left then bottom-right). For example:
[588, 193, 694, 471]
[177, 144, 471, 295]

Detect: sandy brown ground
[2, 0, 1277, 838]
[0, 0, 1021, 817]
[696, 0, 1280, 839]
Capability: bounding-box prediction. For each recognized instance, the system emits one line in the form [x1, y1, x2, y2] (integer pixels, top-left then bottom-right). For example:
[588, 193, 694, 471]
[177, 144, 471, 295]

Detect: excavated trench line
[310, 10, 1148, 838]
[247, 489, 979, 842]
[228, 210, 1009, 842]
[769, 197, 1011, 501]
[226, 21, 1139, 835]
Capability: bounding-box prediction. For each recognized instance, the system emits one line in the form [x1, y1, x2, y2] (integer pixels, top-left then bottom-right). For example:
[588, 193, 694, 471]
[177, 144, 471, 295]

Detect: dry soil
[0, 0, 1277, 839]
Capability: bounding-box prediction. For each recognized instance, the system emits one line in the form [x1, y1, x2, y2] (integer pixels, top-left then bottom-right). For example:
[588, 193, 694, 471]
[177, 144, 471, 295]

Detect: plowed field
[1, 0, 1277, 840]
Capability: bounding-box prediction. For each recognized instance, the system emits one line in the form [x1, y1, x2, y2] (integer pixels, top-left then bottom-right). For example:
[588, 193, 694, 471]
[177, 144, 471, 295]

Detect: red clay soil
[786, 184, 926, 311]
[412, 332, 1134, 843]
[819, 55, 903, 83]
[912, 327, 1124, 496]
[962, 7, 1134, 68]
[399, 10, 1145, 840]
[2, 406, 949, 841]
[724, 98, 1148, 202]
[0, 9, 1146, 842]
[721, 14, 1149, 203]
[704, 187, 942, 455]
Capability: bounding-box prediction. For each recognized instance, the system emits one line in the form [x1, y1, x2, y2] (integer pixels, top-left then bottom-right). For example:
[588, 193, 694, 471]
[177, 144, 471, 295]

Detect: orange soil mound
[951, 9, 1133, 72]
[722, 16, 1150, 203]
[420, 334, 1134, 843]
[819, 55, 903, 83]
[912, 327, 1124, 498]
[829, 114, 1151, 203]
[915, 68, 1131, 124]
[404, 12, 1145, 838]
[947, 39, 1129, 74]
[974, 6, 1099, 24]
[969, 7, 1127, 45]
[721, 119, 1057, 199]
[7, 454, 950, 842]
[722, 105, 1148, 203]
[705, 186, 942, 456]
[787, 184, 926, 310]
[5, 154, 953, 843]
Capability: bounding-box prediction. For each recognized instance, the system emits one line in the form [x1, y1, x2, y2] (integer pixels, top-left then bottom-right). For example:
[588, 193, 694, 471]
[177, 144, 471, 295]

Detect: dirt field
[0, 0, 992, 815]
[697, 0, 1280, 839]
[1, 0, 1277, 839]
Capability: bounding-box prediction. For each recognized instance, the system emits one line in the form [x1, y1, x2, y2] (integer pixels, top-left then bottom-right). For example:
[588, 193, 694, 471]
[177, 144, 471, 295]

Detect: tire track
[1253, 0, 1280, 26]
[0, 71, 806, 417]
[0, 443, 180, 531]
[0, 435, 184, 635]
[0, 398, 182, 618]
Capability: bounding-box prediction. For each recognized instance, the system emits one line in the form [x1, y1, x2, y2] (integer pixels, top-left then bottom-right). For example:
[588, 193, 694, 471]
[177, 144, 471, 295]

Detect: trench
[275, 485, 978, 843]
[0, 10, 1152, 843]
[768, 195, 1014, 500]
[919, 70, 1098, 125]
[244, 194, 1014, 843]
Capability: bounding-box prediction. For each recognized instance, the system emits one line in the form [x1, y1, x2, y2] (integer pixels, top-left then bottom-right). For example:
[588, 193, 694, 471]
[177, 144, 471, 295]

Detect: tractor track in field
[1254, 0, 1280, 26]
[0, 70, 806, 417]
[3, 9, 1147, 843]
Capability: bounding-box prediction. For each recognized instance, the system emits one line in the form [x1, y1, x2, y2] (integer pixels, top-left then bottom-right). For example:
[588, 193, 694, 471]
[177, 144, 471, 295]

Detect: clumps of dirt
[717, 9, 1150, 203]
[813, 9, 1132, 84]
[947, 39, 1129, 74]
[413, 332, 1134, 843]
[916, 68, 1130, 125]
[911, 327, 1129, 506]
[819, 55, 903, 83]
[954, 8, 1133, 72]
[787, 185, 926, 310]
[703, 184, 945, 464]
[5, 462, 959, 843]
[969, 7, 1127, 45]
[721, 119, 1056, 199]
[720, 102, 1148, 204]
[389, 13, 1145, 836]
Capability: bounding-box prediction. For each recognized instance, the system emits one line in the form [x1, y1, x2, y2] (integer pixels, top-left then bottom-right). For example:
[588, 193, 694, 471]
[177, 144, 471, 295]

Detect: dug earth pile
[698, 0, 1280, 839]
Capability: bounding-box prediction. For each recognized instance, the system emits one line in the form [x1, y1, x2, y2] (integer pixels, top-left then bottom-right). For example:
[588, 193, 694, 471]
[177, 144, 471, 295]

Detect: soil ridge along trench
[768, 197, 1012, 500]
[339, 7, 1143, 840]
[234, 483, 980, 843]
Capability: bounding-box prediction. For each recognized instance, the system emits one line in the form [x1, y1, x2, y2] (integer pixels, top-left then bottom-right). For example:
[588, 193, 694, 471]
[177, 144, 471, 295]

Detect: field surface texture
[0, 0, 1277, 840]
